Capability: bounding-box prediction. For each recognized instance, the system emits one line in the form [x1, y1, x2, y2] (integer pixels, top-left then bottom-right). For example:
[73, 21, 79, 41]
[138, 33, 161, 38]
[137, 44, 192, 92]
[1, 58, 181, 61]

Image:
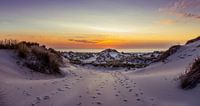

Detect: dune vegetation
[0, 39, 63, 75]
[180, 57, 200, 89]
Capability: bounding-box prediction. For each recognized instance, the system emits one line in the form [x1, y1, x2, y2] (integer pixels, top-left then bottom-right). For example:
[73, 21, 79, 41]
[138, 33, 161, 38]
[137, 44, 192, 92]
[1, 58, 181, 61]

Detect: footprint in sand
[52, 81, 57, 84]
[64, 84, 71, 89]
[91, 96, 97, 99]
[96, 101, 103, 105]
[129, 89, 133, 92]
[97, 92, 101, 95]
[23, 90, 31, 96]
[135, 93, 139, 97]
[31, 103, 36, 106]
[57, 88, 64, 91]
[65, 86, 71, 89]
[136, 98, 141, 101]
[150, 98, 154, 101]
[77, 102, 82, 106]
[123, 99, 128, 102]
[34, 96, 41, 104]
[43, 95, 50, 100]
[36, 97, 41, 100]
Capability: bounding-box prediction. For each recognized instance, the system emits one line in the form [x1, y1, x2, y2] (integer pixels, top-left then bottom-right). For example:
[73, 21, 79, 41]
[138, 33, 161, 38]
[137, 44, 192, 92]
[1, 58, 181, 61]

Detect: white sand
[0, 41, 200, 106]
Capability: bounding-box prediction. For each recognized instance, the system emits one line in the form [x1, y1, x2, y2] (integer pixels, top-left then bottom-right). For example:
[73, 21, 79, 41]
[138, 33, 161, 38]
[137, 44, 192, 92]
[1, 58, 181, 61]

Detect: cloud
[159, 0, 200, 20]
[115, 41, 172, 49]
[0, 19, 14, 25]
[157, 19, 177, 25]
[68, 39, 100, 44]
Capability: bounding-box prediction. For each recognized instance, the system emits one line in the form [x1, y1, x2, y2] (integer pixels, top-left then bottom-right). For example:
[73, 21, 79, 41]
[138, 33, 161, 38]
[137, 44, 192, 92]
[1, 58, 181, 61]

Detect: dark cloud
[159, 0, 200, 20]
[68, 39, 99, 44]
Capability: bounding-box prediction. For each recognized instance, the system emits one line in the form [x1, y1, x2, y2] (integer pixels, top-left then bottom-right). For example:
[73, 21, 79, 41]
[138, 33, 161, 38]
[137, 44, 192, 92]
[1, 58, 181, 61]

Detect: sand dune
[0, 39, 200, 106]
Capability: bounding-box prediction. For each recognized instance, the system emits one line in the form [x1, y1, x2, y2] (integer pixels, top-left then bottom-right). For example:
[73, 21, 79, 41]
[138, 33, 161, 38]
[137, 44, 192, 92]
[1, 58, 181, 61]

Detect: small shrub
[25, 45, 62, 74]
[180, 57, 200, 89]
[17, 43, 29, 58]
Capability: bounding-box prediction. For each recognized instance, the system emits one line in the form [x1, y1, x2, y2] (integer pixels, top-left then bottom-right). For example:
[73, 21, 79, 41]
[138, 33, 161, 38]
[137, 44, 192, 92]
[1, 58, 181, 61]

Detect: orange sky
[0, 0, 200, 49]
[0, 34, 198, 49]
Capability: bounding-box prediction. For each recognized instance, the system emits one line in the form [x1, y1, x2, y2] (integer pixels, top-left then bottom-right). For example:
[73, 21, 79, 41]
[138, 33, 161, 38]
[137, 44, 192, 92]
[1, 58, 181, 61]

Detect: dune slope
[0, 40, 200, 106]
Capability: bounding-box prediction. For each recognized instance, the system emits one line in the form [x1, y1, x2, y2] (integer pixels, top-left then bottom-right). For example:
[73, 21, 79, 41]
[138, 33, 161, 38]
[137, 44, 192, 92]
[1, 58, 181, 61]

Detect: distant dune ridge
[63, 48, 161, 69]
[0, 36, 200, 106]
[186, 36, 200, 45]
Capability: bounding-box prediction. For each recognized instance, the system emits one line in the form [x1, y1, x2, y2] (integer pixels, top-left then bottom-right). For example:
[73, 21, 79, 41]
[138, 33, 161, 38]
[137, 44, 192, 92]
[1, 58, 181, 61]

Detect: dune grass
[0, 39, 17, 49]
[156, 45, 181, 62]
[180, 57, 200, 89]
[0, 39, 63, 75]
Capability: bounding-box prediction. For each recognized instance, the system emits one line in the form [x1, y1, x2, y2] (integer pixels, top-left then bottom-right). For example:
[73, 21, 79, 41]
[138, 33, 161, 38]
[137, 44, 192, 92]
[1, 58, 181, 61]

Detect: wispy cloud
[159, 0, 200, 20]
[0, 19, 14, 25]
[157, 19, 177, 25]
[68, 39, 101, 44]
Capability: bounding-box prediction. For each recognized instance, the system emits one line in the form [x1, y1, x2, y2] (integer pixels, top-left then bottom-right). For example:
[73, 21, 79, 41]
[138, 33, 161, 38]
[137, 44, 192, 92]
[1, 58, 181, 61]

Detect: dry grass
[17, 42, 30, 58]
[0, 39, 17, 49]
[28, 45, 62, 74]
[156, 45, 181, 62]
[180, 57, 200, 89]
[0, 39, 62, 75]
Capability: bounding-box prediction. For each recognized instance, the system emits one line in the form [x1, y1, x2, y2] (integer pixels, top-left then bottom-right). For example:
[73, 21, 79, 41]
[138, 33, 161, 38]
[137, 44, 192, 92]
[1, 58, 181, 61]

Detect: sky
[0, 0, 200, 49]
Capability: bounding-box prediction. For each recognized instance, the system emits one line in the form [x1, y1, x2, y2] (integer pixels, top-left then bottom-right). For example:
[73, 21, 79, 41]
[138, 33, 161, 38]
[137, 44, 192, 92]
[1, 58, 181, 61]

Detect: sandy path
[1, 65, 157, 106]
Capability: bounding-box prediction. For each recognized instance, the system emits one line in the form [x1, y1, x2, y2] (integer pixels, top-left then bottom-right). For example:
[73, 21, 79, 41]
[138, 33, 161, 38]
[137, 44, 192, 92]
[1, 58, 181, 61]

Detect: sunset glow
[0, 0, 200, 49]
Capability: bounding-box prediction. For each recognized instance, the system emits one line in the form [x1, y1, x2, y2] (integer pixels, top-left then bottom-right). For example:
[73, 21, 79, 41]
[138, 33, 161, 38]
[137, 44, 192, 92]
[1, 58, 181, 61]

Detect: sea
[56, 48, 167, 53]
